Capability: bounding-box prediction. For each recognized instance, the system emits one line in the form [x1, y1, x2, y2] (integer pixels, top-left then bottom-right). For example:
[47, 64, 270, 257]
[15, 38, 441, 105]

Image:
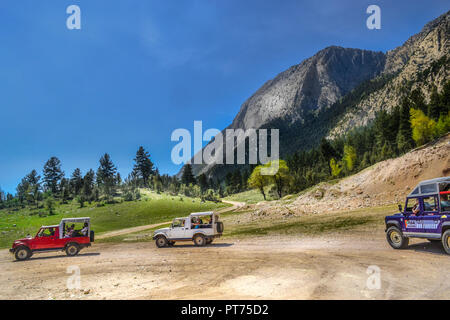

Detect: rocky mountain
[330, 11, 449, 137]
[185, 10, 449, 179]
[230, 46, 386, 130]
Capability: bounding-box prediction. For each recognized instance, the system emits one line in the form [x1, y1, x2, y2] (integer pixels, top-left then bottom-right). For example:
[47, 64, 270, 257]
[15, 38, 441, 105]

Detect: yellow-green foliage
[343, 145, 357, 171]
[410, 108, 436, 146]
[330, 158, 342, 177]
[410, 108, 450, 146]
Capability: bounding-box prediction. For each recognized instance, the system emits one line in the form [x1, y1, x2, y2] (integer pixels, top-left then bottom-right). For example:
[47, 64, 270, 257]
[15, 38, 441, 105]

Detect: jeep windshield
[172, 219, 185, 228]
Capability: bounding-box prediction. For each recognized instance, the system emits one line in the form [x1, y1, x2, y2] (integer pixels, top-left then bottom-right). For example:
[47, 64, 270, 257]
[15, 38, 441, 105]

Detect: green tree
[248, 165, 269, 200]
[181, 164, 196, 185]
[70, 168, 83, 196]
[330, 158, 342, 177]
[343, 145, 357, 172]
[197, 173, 209, 194]
[82, 169, 95, 203]
[396, 99, 414, 153]
[410, 108, 436, 146]
[133, 146, 154, 187]
[45, 196, 55, 215]
[428, 86, 443, 120]
[267, 160, 290, 198]
[43, 157, 64, 194]
[97, 153, 117, 199]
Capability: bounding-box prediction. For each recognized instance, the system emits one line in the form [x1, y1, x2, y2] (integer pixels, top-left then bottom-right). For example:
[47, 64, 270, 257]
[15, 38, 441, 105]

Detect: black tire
[386, 226, 409, 249]
[155, 236, 168, 248]
[193, 234, 206, 246]
[206, 238, 213, 245]
[65, 243, 80, 256]
[14, 246, 31, 261]
[216, 222, 224, 233]
[441, 230, 450, 255]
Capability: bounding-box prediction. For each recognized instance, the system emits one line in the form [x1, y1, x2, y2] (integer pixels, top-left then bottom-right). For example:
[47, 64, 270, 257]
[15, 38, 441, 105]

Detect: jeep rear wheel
[193, 234, 206, 246]
[65, 243, 80, 256]
[386, 226, 409, 249]
[15, 246, 31, 261]
[441, 230, 450, 255]
[155, 236, 168, 248]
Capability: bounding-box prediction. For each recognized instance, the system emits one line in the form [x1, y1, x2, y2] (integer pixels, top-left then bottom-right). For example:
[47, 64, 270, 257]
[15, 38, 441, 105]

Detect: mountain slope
[330, 11, 449, 137]
[186, 10, 449, 180]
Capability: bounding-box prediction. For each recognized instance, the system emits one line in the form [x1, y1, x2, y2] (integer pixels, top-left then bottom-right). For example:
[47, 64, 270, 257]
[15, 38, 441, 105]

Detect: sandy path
[2, 230, 450, 300]
[96, 200, 244, 240]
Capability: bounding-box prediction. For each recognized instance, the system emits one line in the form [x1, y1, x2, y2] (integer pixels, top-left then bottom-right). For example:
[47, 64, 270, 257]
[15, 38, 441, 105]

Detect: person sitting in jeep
[81, 222, 89, 236]
[412, 199, 420, 215]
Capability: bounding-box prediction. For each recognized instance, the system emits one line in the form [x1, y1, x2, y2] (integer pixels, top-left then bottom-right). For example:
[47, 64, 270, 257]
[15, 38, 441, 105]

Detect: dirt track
[2, 230, 450, 300]
[96, 200, 244, 240]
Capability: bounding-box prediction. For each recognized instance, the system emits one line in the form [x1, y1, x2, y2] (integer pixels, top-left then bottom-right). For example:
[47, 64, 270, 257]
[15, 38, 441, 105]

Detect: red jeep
[10, 217, 94, 261]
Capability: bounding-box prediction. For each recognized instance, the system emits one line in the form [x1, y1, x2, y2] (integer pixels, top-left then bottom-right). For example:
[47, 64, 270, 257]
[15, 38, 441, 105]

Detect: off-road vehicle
[10, 217, 94, 261]
[385, 177, 450, 253]
[153, 211, 224, 247]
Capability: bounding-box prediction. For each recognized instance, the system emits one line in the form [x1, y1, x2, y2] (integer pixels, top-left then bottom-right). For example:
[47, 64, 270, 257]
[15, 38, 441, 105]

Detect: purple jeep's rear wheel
[441, 230, 450, 255]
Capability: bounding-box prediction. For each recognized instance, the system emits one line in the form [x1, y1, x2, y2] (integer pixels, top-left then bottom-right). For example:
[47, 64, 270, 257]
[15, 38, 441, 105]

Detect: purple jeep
[385, 177, 450, 254]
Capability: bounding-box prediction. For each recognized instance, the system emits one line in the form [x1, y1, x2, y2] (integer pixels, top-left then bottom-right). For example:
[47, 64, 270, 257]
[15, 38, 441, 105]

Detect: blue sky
[0, 0, 448, 194]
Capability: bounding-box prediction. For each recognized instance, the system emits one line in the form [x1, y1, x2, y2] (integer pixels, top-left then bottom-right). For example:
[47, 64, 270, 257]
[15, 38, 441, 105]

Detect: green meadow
[0, 191, 228, 248]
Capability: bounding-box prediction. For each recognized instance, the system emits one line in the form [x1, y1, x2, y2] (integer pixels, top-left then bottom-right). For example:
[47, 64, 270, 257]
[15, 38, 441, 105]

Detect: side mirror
[398, 204, 403, 212]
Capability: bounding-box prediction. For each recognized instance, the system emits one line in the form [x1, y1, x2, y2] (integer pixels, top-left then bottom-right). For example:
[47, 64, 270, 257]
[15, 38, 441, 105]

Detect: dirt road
[2, 230, 450, 300]
[97, 200, 244, 240]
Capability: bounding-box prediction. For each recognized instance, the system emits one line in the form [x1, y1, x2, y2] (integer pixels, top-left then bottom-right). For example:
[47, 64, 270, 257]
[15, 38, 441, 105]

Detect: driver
[412, 199, 420, 215]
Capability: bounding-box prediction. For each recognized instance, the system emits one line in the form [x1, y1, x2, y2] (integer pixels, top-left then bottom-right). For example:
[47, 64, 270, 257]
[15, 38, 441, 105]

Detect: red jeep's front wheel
[14, 246, 31, 261]
[65, 243, 80, 256]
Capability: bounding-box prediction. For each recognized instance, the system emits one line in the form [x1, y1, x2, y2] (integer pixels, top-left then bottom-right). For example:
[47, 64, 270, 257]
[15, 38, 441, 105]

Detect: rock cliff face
[231, 47, 386, 130]
[329, 11, 449, 137]
[184, 11, 449, 179]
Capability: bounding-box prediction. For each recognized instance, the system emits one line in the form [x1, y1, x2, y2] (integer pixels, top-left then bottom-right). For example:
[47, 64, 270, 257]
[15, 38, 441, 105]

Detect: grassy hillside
[0, 191, 228, 248]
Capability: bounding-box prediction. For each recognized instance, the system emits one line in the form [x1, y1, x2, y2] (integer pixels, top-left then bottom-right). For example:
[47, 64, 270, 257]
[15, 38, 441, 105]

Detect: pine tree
[396, 98, 414, 153]
[428, 86, 443, 120]
[70, 168, 83, 196]
[133, 146, 154, 187]
[82, 169, 95, 202]
[197, 174, 209, 193]
[181, 164, 196, 185]
[43, 157, 64, 194]
[409, 88, 427, 114]
[97, 153, 117, 199]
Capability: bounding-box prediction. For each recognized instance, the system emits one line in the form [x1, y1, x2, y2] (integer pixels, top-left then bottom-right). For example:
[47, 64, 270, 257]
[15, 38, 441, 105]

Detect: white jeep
[153, 211, 224, 247]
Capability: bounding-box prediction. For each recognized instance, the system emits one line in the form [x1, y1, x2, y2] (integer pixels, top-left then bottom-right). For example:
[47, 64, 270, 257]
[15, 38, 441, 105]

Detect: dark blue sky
[0, 0, 448, 194]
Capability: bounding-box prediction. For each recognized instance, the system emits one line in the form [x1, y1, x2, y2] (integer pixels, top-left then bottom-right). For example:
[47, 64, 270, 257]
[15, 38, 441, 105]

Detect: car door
[33, 228, 54, 250]
[169, 219, 188, 239]
[403, 197, 424, 235]
[422, 195, 441, 236]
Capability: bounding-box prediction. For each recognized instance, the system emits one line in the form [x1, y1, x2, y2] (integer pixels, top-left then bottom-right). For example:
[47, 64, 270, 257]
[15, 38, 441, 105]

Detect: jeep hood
[154, 227, 170, 234]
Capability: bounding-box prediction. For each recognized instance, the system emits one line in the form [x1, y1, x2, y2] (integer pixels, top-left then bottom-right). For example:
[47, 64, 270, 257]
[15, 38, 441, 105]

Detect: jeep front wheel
[15, 246, 31, 261]
[441, 230, 450, 255]
[193, 234, 206, 246]
[386, 226, 409, 249]
[65, 243, 80, 256]
[155, 236, 168, 248]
